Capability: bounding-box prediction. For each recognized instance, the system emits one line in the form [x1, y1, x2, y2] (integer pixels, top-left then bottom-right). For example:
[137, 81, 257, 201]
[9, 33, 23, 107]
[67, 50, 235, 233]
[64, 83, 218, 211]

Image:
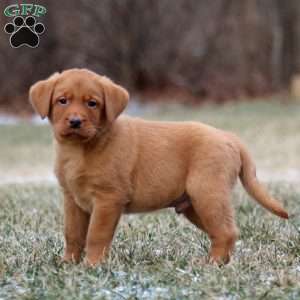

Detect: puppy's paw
[191, 256, 228, 267]
[83, 255, 104, 267]
[208, 254, 230, 266]
[60, 253, 81, 264]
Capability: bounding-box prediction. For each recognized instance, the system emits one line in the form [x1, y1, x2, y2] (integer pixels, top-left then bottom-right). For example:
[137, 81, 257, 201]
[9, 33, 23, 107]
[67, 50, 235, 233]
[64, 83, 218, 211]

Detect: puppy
[29, 69, 288, 266]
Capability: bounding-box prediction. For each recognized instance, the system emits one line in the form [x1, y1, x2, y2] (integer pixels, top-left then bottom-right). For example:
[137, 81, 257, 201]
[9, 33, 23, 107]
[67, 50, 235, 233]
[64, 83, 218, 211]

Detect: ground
[0, 100, 299, 299]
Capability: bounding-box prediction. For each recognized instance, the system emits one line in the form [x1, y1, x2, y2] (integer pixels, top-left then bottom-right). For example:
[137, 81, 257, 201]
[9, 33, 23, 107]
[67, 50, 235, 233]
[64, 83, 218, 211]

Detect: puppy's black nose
[69, 117, 82, 129]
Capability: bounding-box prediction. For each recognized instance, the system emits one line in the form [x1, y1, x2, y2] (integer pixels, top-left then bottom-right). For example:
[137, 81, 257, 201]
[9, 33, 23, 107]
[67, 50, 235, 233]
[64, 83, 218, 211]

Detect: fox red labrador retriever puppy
[29, 69, 288, 266]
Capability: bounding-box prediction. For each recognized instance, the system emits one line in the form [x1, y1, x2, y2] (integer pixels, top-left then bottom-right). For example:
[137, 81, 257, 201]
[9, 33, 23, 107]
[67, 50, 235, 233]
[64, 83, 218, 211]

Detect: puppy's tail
[238, 142, 288, 219]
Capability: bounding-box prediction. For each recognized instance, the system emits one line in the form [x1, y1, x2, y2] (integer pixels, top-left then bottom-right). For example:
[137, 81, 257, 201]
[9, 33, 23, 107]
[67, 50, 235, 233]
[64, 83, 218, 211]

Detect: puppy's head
[29, 69, 129, 142]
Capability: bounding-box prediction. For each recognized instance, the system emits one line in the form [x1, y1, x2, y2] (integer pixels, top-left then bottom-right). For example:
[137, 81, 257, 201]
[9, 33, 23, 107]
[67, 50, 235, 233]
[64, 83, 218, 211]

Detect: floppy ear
[100, 76, 129, 123]
[29, 72, 60, 119]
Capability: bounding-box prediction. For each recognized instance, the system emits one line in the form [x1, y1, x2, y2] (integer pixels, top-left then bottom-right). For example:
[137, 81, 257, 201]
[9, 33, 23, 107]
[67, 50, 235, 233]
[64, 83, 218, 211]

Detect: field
[0, 100, 299, 299]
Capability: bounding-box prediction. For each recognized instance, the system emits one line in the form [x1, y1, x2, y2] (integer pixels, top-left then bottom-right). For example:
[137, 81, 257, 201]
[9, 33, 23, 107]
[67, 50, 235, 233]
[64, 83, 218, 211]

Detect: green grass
[0, 100, 299, 299]
[0, 125, 53, 181]
[0, 183, 299, 299]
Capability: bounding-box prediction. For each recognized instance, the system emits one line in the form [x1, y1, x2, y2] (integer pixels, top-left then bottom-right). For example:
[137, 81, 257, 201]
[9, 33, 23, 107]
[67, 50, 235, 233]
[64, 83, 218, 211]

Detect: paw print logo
[4, 16, 45, 48]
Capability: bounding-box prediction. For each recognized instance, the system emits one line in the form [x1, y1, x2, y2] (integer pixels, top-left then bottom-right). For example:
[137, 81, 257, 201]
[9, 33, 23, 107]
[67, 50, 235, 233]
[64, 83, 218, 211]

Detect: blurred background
[0, 0, 299, 183]
[1, 0, 300, 113]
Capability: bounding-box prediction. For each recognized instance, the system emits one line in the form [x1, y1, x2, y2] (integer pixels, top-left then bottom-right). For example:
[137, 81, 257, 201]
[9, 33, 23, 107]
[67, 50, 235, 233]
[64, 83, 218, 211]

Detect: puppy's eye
[58, 97, 69, 106]
[87, 99, 97, 108]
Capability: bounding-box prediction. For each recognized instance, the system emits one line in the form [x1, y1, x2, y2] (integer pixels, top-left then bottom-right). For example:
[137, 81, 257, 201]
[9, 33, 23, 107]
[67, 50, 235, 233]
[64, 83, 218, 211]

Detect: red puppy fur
[29, 69, 288, 266]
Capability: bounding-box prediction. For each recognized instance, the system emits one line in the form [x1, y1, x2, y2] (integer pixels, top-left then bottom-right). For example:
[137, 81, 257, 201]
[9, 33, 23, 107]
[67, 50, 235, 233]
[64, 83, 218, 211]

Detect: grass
[0, 125, 53, 182]
[0, 100, 299, 299]
[0, 183, 299, 299]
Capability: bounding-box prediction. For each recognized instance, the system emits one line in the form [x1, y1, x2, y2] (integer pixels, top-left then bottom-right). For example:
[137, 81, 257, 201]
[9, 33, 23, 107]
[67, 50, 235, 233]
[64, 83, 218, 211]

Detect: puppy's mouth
[64, 131, 85, 138]
[56, 126, 97, 142]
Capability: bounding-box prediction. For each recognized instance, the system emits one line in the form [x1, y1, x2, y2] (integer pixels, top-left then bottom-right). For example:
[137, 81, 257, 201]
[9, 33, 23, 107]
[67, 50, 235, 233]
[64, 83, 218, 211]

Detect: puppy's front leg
[62, 192, 90, 263]
[85, 198, 122, 266]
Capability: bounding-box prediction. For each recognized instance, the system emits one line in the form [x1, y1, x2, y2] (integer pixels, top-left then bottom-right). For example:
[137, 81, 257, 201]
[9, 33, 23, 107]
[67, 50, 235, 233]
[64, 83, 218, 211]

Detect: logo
[3, 4, 46, 48]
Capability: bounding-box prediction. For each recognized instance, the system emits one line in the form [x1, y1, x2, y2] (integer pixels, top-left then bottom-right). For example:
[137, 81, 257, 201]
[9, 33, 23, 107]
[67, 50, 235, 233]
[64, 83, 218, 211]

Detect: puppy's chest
[61, 158, 96, 212]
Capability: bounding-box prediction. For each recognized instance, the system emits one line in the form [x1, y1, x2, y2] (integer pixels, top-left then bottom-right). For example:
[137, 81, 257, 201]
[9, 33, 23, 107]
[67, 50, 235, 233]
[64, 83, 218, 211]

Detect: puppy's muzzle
[69, 117, 82, 129]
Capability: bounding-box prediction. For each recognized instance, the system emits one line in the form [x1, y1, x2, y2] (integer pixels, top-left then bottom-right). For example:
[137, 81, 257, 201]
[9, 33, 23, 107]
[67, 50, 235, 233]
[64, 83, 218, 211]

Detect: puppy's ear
[29, 72, 60, 119]
[101, 77, 129, 123]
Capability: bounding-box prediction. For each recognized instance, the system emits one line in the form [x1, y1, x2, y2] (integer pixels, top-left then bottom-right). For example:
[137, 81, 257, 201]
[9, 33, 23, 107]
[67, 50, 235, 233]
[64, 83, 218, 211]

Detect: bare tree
[1, 0, 300, 112]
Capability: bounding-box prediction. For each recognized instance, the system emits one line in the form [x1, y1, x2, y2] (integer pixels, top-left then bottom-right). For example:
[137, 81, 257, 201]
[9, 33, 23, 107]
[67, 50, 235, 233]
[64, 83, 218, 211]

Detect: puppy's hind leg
[186, 175, 239, 264]
[183, 205, 205, 231]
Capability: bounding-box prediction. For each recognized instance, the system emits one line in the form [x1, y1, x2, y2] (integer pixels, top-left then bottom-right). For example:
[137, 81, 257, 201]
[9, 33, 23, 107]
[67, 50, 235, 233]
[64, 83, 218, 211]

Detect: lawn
[0, 100, 299, 299]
